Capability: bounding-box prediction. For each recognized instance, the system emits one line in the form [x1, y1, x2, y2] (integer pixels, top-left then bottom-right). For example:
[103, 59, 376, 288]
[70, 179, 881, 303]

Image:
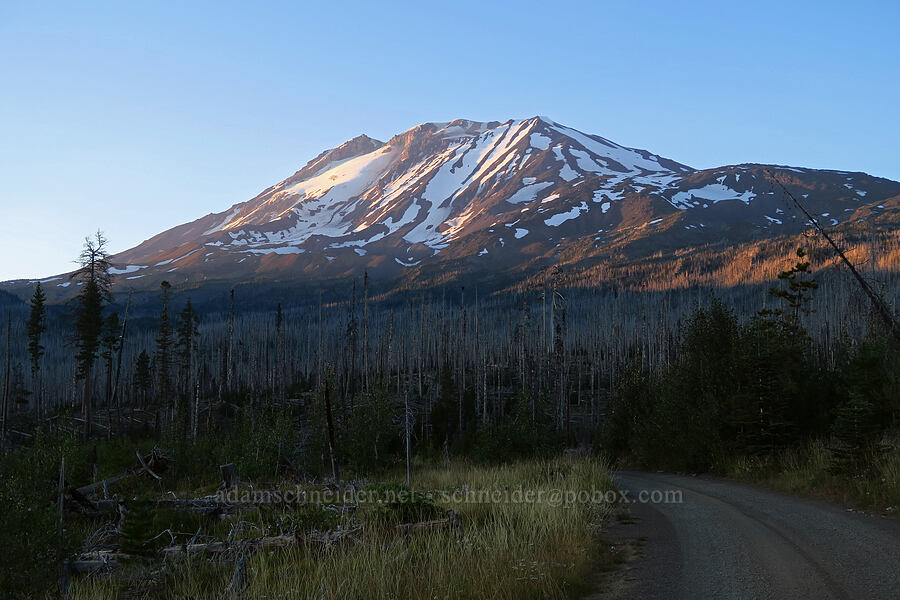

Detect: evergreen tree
[176, 299, 199, 388]
[602, 358, 656, 462]
[831, 342, 892, 473]
[732, 318, 809, 454]
[134, 350, 152, 407]
[26, 282, 46, 419]
[154, 281, 173, 423]
[766, 247, 819, 324]
[735, 247, 821, 454]
[664, 298, 740, 470]
[119, 496, 158, 558]
[72, 231, 112, 439]
[175, 298, 199, 435]
[275, 303, 286, 402]
[100, 311, 120, 414]
[10, 363, 28, 408]
[430, 362, 458, 446]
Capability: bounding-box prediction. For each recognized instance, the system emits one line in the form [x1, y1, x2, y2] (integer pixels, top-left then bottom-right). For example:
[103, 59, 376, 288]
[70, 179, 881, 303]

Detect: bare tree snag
[770, 170, 900, 344]
[322, 368, 340, 484]
[223, 555, 247, 599]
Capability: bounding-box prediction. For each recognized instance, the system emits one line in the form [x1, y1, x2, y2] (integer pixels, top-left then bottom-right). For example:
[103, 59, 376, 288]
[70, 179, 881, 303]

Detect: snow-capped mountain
[114, 117, 691, 264]
[7, 117, 900, 298]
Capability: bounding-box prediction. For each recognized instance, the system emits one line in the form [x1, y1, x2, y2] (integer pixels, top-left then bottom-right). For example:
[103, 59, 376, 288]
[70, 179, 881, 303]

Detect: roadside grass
[724, 439, 900, 514]
[68, 455, 617, 600]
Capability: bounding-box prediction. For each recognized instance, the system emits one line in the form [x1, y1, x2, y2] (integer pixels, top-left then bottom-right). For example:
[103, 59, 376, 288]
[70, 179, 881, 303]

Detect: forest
[0, 230, 898, 599]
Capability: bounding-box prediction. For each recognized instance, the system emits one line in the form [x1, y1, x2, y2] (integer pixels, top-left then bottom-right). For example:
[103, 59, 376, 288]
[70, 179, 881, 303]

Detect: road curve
[607, 471, 900, 599]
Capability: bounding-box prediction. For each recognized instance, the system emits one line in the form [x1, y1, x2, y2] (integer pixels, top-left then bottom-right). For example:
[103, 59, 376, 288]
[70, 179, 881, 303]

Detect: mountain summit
[8, 117, 900, 298]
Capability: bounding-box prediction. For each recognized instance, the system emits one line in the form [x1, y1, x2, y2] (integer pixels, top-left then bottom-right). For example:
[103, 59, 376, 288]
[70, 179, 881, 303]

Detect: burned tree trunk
[322, 369, 340, 484]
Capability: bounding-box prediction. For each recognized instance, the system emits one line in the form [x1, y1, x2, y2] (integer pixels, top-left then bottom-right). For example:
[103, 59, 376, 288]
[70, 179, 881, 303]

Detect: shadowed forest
[0, 231, 898, 598]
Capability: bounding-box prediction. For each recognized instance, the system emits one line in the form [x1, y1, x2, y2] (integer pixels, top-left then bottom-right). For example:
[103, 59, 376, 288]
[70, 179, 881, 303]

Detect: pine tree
[72, 231, 112, 440]
[26, 283, 46, 419]
[100, 312, 120, 414]
[119, 496, 157, 558]
[175, 298, 199, 435]
[830, 342, 891, 474]
[176, 299, 199, 389]
[275, 303, 286, 402]
[766, 247, 819, 324]
[430, 362, 457, 446]
[345, 282, 358, 403]
[10, 363, 28, 408]
[134, 350, 152, 407]
[155, 281, 173, 425]
[735, 248, 820, 455]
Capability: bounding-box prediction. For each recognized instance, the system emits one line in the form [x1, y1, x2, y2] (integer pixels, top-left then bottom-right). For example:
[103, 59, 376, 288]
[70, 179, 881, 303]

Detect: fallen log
[70, 528, 358, 576]
[396, 510, 462, 536]
[72, 495, 308, 518]
[134, 450, 163, 481]
[159, 528, 356, 557]
[73, 447, 171, 500]
[160, 533, 297, 556]
[70, 550, 124, 574]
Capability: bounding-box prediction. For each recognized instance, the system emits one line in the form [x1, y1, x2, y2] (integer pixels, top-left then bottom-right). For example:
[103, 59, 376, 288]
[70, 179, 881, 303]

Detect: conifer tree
[26, 282, 46, 419]
[175, 298, 199, 435]
[72, 231, 112, 439]
[119, 496, 157, 557]
[737, 248, 819, 454]
[155, 281, 173, 424]
[275, 303, 286, 402]
[100, 312, 120, 408]
[176, 299, 199, 392]
[134, 350, 152, 407]
[831, 342, 891, 473]
[767, 247, 819, 323]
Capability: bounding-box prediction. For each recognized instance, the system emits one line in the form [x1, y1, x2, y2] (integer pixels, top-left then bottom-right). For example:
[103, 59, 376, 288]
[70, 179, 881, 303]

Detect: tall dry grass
[725, 439, 900, 512]
[70, 456, 614, 600]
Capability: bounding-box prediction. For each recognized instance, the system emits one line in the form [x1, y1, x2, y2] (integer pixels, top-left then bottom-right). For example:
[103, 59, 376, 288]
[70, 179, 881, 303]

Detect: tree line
[602, 249, 899, 474]
[0, 230, 897, 471]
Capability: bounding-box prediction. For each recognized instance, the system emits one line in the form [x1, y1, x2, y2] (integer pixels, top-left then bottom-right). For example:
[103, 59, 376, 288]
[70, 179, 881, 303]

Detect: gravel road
[606, 471, 900, 599]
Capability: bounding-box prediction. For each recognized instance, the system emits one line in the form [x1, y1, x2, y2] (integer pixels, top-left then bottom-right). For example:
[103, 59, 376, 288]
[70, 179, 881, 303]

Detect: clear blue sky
[1, 0, 898, 280]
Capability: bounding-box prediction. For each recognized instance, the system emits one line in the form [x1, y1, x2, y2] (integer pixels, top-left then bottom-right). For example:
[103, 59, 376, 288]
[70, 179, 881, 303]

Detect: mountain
[6, 117, 900, 300]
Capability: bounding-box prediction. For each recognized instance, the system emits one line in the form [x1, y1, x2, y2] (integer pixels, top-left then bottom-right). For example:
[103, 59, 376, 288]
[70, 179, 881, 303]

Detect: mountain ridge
[4, 116, 900, 301]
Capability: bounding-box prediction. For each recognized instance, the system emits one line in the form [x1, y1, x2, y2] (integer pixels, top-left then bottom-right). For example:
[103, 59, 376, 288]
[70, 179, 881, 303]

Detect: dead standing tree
[770, 171, 900, 344]
[321, 366, 340, 484]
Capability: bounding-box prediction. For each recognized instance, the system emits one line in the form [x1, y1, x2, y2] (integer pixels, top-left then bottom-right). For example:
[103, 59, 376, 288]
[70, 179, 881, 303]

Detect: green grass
[68, 455, 616, 599]
[724, 439, 900, 513]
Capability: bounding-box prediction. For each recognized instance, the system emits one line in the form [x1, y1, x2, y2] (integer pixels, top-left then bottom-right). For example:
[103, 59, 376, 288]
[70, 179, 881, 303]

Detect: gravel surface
[607, 471, 900, 599]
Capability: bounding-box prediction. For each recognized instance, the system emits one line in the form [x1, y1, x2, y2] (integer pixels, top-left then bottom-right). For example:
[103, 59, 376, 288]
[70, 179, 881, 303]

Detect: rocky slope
[6, 117, 900, 300]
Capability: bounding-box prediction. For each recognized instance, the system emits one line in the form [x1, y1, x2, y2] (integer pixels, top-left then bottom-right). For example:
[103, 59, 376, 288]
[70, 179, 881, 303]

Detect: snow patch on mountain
[530, 133, 551, 150]
[670, 184, 756, 209]
[545, 201, 589, 226]
[507, 182, 554, 205]
[550, 124, 672, 173]
[108, 265, 145, 275]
